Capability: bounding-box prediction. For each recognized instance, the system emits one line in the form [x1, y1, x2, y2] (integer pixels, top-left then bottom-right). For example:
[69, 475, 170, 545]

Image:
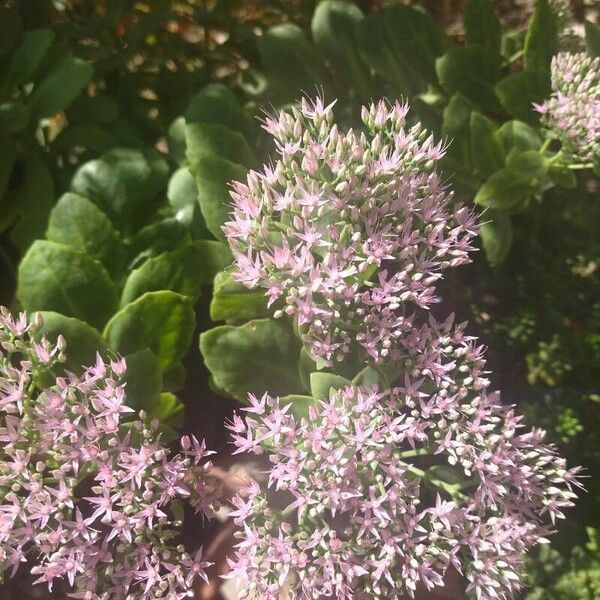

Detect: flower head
[227, 316, 581, 600]
[536, 52, 600, 164]
[0, 308, 218, 599]
[224, 98, 477, 365]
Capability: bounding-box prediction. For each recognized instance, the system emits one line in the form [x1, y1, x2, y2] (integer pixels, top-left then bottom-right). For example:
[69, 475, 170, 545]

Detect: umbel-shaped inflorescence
[224, 97, 477, 366]
[226, 316, 582, 600]
[0, 308, 218, 600]
[222, 99, 581, 600]
[535, 52, 600, 165]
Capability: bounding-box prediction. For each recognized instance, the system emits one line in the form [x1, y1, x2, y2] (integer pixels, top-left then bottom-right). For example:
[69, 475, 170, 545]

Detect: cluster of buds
[536, 52, 600, 164]
[224, 97, 476, 365]
[226, 316, 582, 600]
[0, 308, 218, 600]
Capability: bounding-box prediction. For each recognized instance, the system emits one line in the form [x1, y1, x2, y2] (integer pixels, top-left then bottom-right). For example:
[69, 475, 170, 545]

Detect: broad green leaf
[17, 240, 118, 329]
[352, 365, 381, 387]
[436, 46, 500, 112]
[10, 154, 55, 252]
[46, 193, 125, 278]
[123, 348, 162, 411]
[199, 319, 303, 401]
[36, 311, 107, 372]
[190, 156, 246, 242]
[0, 101, 29, 132]
[356, 13, 409, 96]
[128, 218, 190, 264]
[311, 1, 370, 101]
[479, 209, 513, 266]
[168, 116, 187, 165]
[210, 270, 270, 322]
[258, 23, 331, 98]
[71, 148, 168, 223]
[442, 93, 475, 164]
[0, 7, 22, 57]
[506, 150, 549, 181]
[8, 29, 55, 85]
[185, 122, 255, 168]
[28, 54, 93, 120]
[524, 0, 557, 74]
[195, 241, 233, 284]
[470, 112, 505, 178]
[464, 0, 501, 68]
[386, 5, 448, 87]
[120, 243, 206, 306]
[309, 372, 351, 400]
[163, 361, 186, 392]
[66, 94, 119, 124]
[474, 169, 532, 210]
[150, 392, 184, 428]
[585, 20, 600, 58]
[185, 84, 250, 137]
[104, 291, 195, 371]
[496, 120, 542, 154]
[298, 346, 317, 391]
[280, 394, 316, 420]
[167, 167, 211, 238]
[495, 70, 550, 123]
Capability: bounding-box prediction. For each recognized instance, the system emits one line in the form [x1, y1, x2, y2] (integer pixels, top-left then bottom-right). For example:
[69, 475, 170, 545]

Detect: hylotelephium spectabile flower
[0, 308, 218, 600]
[223, 97, 477, 366]
[222, 97, 582, 600]
[226, 315, 582, 600]
[535, 52, 600, 165]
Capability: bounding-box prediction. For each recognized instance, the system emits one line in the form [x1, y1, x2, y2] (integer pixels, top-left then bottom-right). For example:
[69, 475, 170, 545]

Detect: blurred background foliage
[0, 0, 598, 598]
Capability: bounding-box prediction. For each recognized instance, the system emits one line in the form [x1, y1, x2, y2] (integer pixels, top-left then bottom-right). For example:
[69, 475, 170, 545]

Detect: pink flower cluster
[0, 308, 218, 600]
[224, 98, 477, 365]
[226, 316, 582, 600]
[536, 52, 600, 164]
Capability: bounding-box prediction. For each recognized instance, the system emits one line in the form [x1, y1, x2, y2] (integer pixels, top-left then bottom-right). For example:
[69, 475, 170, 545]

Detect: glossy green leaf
[311, 1, 370, 101]
[199, 319, 303, 401]
[309, 372, 351, 400]
[28, 54, 93, 120]
[36, 311, 107, 372]
[128, 218, 190, 264]
[496, 120, 542, 155]
[185, 83, 250, 137]
[190, 155, 246, 242]
[258, 23, 331, 98]
[120, 243, 207, 306]
[185, 122, 255, 168]
[386, 5, 448, 86]
[8, 29, 55, 85]
[209, 270, 269, 322]
[123, 348, 163, 411]
[46, 193, 125, 278]
[168, 116, 187, 165]
[524, 0, 557, 74]
[104, 291, 195, 371]
[506, 150, 549, 181]
[17, 240, 118, 329]
[436, 46, 500, 112]
[474, 169, 532, 210]
[355, 13, 409, 96]
[495, 70, 550, 123]
[480, 209, 513, 266]
[470, 112, 505, 178]
[464, 0, 501, 67]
